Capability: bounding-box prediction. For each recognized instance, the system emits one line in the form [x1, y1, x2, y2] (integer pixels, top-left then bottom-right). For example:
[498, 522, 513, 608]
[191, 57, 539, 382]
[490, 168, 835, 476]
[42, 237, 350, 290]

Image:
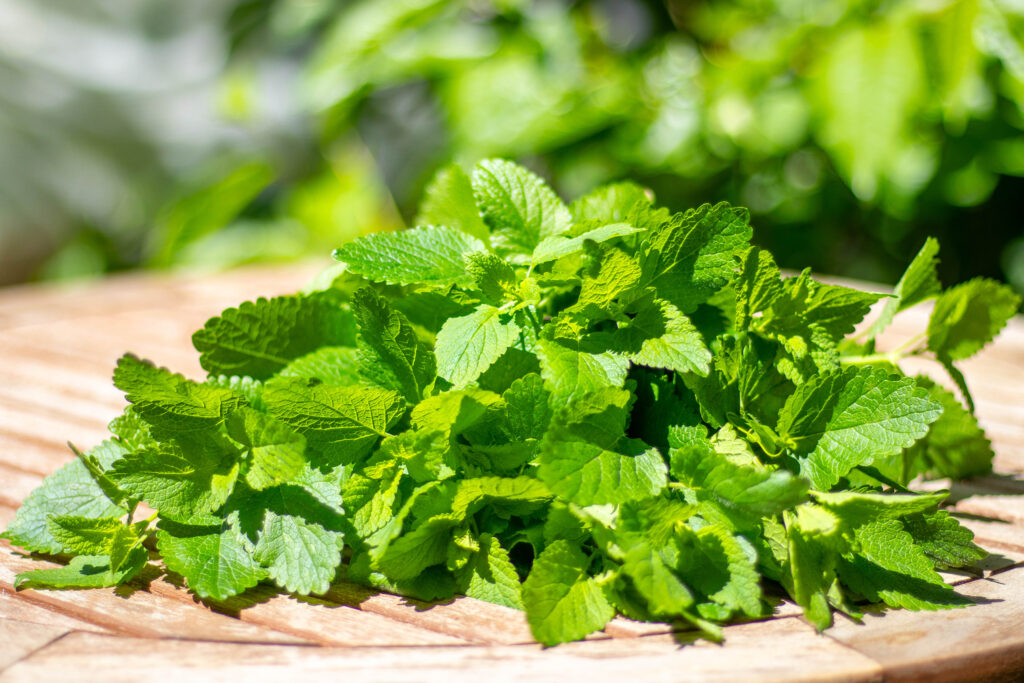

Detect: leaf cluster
[5, 160, 1017, 644]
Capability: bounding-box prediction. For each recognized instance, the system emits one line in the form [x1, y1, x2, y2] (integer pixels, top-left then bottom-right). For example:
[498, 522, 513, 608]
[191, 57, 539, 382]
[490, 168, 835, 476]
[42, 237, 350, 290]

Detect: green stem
[839, 352, 901, 366]
[525, 306, 543, 334]
[890, 332, 927, 355]
[840, 342, 927, 367]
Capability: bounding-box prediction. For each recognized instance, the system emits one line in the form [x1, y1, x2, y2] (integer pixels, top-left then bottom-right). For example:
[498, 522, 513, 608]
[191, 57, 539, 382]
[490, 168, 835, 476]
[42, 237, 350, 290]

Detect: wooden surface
[1, 262, 1023, 682]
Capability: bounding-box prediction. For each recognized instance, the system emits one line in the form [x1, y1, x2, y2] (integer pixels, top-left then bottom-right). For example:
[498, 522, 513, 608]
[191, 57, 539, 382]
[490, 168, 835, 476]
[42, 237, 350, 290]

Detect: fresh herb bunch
[4, 160, 1020, 645]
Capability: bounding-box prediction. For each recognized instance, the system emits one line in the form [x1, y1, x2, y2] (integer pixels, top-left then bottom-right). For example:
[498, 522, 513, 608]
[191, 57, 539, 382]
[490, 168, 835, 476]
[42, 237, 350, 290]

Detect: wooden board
[1, 261, 1022, 681]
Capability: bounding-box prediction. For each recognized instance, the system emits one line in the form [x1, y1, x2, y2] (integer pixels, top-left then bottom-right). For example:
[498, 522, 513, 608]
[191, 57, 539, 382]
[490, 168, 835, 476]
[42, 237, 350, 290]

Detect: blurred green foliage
[3, 0, 1024, 295]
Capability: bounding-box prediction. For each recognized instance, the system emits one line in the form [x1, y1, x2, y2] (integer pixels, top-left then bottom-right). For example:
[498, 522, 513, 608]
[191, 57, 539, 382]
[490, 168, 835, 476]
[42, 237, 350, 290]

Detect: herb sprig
[4, 159, 1019, 644]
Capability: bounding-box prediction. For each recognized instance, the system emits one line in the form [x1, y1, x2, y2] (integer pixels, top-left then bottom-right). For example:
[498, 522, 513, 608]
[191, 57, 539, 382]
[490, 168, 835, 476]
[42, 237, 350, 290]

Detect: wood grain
[0, 551, 307, 645]
[823, 569, 1024, 682]
[0, 587, 110, 635]
[0, 265, 1020, 679]
[0, 619, 68, 672]
[0, 619, 885, 683]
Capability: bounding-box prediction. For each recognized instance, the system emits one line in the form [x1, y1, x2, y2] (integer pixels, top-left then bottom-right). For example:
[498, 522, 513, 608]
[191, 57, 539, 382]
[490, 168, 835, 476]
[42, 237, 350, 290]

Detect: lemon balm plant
[4, 160, 1019, 645]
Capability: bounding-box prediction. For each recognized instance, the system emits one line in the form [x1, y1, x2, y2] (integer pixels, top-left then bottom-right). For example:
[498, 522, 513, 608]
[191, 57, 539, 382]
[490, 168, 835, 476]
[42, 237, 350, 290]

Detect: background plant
[3, 0, 1024, 297]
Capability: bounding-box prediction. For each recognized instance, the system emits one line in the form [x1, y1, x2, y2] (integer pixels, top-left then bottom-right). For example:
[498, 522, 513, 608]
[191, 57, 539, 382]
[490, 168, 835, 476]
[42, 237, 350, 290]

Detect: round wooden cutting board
[1, 263, 1022, 682]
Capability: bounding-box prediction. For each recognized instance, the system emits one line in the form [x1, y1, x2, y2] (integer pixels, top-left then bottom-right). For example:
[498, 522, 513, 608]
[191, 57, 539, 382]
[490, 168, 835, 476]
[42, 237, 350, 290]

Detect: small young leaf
[868, 237, 941, 338]
[472, 159, 572, 259]
[465, 251, 517, 301]
[416, 163, 491, 244]
[352, 287, 437, 402]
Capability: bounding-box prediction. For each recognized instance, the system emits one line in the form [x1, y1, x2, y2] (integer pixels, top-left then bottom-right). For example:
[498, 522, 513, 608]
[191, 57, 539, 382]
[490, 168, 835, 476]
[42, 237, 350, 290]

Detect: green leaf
[569, 181, 653, 224]
[577, 243, 642, 311]
[411, 388, 500, 437]
[551, 386, 631, 447]
[263, 380, 405, 462]
[500, 373, 552, 441]
[375, 514, 462, 580]
[779, 367, 943, 490]
[343, 458, 408, 549]
[14, 549, 147, 590]
[465, 251, 517, 301]
[538, 438, 667, 506]
[638, 202, 752, 313]
[785, 516, 834, 631]
[927, 278, 1020, 361]
[192, 291, 356, 380]
[837, 519, 970, 611]
[868, 237, 941, 338]
[352, 288, 437, 402]
[391, 292, 476, 335]
[456, 533, 524, 609]
[226, 408, 307, 491]
[621, 541, 693, 618]
[247, 482, 345, 596]
[108, 407, 157, 451]
[760, 271, 885, 346]
[614, 509, 694, 618]
[531, 222, 642, 265]
[415, 163, 490, 244]
[908, 377, 993, 479]
[276, 346, 362, 386]
[734, 247, 783, 330]
[522, 540, 615, 645]
[47, 516, 138, 558]
[671, 440, 809, 521]
[812, 490, 946, 527]
[676, 524, 763, 619]
[113, 355, 245, 433]
[109, 437, 240, 520]
[334, 225, 486, 286]
[157, 518, 267, 600]
[254, 512, 343, 595]
[535, 337, 629, 402]
[2, 443, 128, 554]
[903, 510, 987, 570]
[608, 297, 711, 376]
[451, 476, 552, 518]
[435, 305, 521, 388]
[472, 159, 572, 259]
